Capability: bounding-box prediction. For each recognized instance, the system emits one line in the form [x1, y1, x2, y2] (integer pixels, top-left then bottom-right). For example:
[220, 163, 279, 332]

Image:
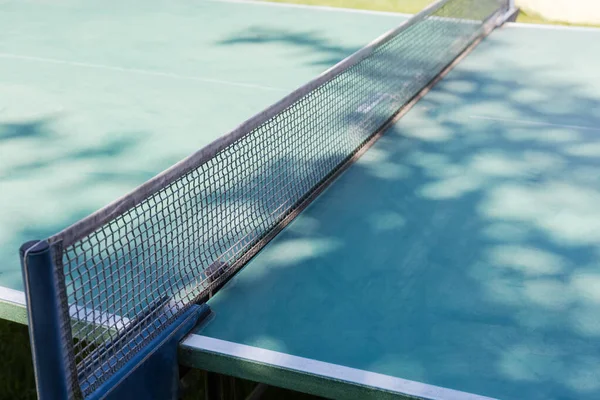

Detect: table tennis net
[36, 0, 510, 397]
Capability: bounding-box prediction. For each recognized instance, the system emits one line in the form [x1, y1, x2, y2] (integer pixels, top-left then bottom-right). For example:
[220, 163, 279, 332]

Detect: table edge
[179, 334, 495, 400]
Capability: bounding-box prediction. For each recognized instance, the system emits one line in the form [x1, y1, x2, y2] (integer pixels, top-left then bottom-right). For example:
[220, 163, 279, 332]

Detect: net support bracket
[500, 0, 520, 24]
[21, 239, 211, 400]
[87, 304, 210, 400]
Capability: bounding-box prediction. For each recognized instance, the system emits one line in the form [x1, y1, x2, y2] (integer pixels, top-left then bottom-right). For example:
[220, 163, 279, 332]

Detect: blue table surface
[192, 23, 600, 400]
[0, 0, 406, 319]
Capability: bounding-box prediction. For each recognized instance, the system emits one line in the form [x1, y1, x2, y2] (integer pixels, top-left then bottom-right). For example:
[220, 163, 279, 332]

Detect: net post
[504, 0, 520, 23]
[20, 240, 73, 400]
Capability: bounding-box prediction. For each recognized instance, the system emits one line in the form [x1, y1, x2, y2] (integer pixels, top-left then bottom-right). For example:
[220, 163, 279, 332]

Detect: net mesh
[45, 0, 509, 396]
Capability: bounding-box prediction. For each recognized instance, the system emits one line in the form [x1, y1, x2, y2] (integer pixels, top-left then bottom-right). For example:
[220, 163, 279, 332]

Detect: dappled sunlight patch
[522, 150, 565, 171]
[565, 142, 600, 157]
[498, 343, 600, 394]
[398, 114, 455, 142]
[402, 125, 454, 142]
[419, 174, 482, 200]
[504, 127, 581, 144]
[470, 264, 524, 307]
[529, 95, 586, 116]
[481, 82, 511, 97]
[357, 145, 392, 165]
[563, 356, 600, 392]
[523, 279, 573, 310]
[497, 344, 553, 382]
[538, 212, 600, 247]
[459, 129, 502, 147]
[481, 182, 600, 245]
[569, 306, 600, 337]
[570, 272, 600, 304]
[413, 147, 569, 201]
[437, 79, 478, 95]
[411, 90, 462, 111]
[362, 161, 411, 180]
[470, 150, 564, 179]
[486, 245, 566, 276]
[469, 151, 533, 178]
[259, 237, 342, 268]
[512, 88, 548, 103]
[286, 215, 321, 235]
[472, 253, 600, 337]
[213, 236, 343, 287]
[406, 150, 452, 178]
[367, 211, 406, 232]
[568, 166, 600, 186]
[482, 222, 531, 242]
[245, 335, 288, 355]
[514, 308, 566, 331]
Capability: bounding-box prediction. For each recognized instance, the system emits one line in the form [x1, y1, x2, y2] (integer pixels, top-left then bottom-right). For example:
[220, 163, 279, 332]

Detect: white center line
[0, 52, 286, 92]
[470, 115, 600, 132]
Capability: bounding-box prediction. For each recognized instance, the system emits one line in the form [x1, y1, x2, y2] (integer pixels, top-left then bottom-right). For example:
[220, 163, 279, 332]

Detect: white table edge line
[0, 286, 26, 306]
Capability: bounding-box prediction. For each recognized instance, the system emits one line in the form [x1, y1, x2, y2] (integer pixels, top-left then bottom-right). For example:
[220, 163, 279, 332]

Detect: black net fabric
[45, 0, 509, 396]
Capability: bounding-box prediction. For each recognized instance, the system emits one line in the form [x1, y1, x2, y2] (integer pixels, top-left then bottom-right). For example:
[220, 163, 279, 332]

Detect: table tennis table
[0, 0, 408, 326]
[5, 1, 600, 400]
[175, 20, 600, 400]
